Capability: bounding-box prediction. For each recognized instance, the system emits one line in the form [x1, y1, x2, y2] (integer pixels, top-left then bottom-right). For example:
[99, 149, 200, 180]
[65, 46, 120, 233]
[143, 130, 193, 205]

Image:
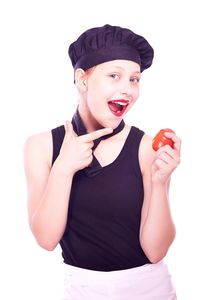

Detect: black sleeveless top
[51, 125, 150, 271]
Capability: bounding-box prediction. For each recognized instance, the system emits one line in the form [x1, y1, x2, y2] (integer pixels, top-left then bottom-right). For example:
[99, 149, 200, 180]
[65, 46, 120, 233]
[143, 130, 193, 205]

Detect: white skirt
[62, 260, 177, 300]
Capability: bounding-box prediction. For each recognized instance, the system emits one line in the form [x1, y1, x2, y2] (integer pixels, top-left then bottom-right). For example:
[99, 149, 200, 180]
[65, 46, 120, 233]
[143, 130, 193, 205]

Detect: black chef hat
[68, 24, 154, 72]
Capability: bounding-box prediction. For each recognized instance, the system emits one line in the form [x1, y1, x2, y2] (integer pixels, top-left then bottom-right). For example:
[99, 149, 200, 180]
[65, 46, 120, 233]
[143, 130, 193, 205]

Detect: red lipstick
[108, 99, 129, 117]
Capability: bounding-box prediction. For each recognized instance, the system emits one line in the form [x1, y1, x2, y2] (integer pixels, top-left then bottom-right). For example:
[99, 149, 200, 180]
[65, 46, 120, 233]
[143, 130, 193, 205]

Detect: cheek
[128, 88, 140, 109]
[133, 86, 140, 99]
[87, 82, 111, 105]
[86, 91, 102, 112]
[96, 81, 113, 96]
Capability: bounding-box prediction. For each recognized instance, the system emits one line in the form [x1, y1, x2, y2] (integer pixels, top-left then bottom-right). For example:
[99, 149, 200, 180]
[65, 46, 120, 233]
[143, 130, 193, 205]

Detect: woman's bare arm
[24, 131, 74, 250]
[139, 132, 181, 262]
[24, 122, 113, 251]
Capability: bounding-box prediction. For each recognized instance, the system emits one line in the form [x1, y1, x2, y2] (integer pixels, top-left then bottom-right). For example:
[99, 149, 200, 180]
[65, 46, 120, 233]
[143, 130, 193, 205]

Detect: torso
[50, 123, 152, 271]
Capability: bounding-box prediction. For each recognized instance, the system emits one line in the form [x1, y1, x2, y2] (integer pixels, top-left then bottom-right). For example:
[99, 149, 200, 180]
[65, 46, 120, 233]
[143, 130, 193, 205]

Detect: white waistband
[63, 260, 169, 285]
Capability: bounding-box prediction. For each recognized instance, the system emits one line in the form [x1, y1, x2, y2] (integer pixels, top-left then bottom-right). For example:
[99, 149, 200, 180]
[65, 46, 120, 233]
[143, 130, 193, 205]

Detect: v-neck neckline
[84, 126, 132, 177]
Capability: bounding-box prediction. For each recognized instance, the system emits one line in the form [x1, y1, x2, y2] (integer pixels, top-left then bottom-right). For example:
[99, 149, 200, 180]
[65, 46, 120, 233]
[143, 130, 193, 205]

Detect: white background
[0, 0, 199, 299]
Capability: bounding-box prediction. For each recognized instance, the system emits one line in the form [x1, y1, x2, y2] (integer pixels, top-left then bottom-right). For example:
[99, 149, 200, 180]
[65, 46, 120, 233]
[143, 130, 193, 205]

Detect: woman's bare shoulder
[24, 130, 52, 150]
[139, 133, 156, 174]
[24, 130, 53, 167]
[140, 133, 153, 149]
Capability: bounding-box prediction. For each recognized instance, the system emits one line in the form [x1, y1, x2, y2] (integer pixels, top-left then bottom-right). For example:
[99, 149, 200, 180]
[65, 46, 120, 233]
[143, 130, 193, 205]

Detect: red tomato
[152, 128, 175, 151]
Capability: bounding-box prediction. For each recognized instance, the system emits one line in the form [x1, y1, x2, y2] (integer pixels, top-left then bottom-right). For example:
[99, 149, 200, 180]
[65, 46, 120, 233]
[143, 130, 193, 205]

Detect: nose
[119, 80, 133, 97]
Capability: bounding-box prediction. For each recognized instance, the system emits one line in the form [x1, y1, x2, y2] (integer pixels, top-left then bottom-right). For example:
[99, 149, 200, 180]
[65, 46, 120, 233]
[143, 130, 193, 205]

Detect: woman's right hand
[56, 121, 113, 175]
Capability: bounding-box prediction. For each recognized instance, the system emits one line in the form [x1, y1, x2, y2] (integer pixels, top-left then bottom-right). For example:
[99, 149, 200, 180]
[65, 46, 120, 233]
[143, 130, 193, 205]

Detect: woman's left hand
[151, 131, 181, 184]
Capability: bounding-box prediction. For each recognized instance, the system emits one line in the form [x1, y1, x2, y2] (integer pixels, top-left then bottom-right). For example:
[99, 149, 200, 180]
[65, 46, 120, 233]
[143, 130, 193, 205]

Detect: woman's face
[79, 59, 141, 130]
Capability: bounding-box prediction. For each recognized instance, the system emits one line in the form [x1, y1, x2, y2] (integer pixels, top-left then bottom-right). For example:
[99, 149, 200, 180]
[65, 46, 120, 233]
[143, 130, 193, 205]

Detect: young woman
[24, 24, 181, 299]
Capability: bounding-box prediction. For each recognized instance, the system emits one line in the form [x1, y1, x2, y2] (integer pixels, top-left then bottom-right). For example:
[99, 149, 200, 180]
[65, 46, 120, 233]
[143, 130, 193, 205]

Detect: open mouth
[108, 99, 129, 117]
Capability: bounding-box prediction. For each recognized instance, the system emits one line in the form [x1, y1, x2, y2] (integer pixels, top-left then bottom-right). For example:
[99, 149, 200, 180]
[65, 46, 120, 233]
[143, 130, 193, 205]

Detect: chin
[91, 112, 123, 130]
[102, 118, 123, 129]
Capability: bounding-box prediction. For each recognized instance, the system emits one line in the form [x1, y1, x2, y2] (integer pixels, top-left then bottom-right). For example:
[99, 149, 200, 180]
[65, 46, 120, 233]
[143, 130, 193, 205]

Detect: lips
[108, 99, 129, 117]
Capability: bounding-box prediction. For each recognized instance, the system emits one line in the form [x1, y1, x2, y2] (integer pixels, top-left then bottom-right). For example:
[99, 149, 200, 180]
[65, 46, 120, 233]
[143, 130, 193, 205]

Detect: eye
[110, 73, 120, 80]
[130, 77, 140, 84]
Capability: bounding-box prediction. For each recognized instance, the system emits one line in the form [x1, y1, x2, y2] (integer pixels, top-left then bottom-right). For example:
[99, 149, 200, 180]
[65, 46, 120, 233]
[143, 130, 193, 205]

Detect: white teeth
[113, 101, 128, 106]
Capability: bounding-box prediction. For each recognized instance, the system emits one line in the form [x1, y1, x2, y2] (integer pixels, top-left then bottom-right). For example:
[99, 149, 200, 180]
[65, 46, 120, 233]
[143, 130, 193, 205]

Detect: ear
[74, 68, 87, 92]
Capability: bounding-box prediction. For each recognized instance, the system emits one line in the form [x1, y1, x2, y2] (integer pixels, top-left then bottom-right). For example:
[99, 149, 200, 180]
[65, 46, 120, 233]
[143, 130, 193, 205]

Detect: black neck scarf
[71, 109, 125, 177]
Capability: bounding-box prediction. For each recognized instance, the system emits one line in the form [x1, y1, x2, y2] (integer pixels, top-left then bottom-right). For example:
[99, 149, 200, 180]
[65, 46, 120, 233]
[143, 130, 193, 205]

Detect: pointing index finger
[79, 128, 113, 142]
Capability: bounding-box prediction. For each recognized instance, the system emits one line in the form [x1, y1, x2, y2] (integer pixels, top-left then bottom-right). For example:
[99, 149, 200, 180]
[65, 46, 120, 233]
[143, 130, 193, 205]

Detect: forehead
[95, 59, 141, 73]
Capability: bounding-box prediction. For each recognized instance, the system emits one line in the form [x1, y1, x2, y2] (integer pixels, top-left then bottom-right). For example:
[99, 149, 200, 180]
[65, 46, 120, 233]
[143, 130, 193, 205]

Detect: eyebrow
[108, 65, 141, 75]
